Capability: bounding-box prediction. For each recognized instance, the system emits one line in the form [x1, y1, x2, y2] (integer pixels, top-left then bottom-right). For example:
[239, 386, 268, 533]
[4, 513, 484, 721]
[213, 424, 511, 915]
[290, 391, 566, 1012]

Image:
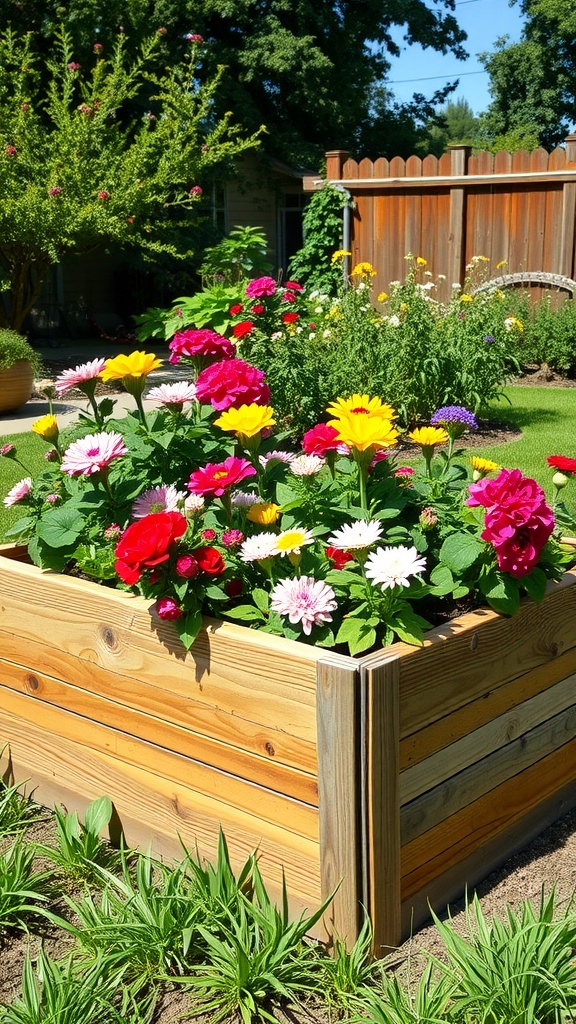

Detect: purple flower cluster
[430, 406, 478, 436]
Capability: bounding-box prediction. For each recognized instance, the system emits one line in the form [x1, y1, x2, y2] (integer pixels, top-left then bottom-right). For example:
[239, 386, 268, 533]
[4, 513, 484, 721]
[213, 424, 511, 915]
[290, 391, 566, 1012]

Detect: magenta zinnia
[61, 432, 127, 476]
[168, 329, 234, 366]
[55, 358, 107, 396]
[270, 576, 338, 636]
[195, 359, 270, 411]
[187, 456, 256, 497]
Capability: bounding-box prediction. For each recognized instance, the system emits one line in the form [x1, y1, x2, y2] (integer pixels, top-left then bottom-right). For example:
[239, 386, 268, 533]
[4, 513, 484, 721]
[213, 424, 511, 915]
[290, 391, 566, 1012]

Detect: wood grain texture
[316, 657, 362, 945]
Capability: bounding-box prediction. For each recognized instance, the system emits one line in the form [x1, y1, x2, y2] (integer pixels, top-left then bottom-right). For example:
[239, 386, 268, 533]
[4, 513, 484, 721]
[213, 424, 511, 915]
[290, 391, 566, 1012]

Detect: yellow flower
[331, 249, 352, 265]
[400, 302, 408, 312]
[351, 262, 376, 277]
[470, 456, 500, 474]
[329, 413, 399, 452]
[408, 426, 448, 447]
[461, 294, 473, 303]
[377, 291, 388, 302]
[247, 502, 280, 525]
[416, 256, 427, 266]
[32, 414, 59, 441]
[214, 404, 275, 439]
[100, 351, 162, 381]
[273, 527, 314, 555]
[326, 394, 396, 420]
[471, 255, 489, 263]
[496, 260, 508, 270]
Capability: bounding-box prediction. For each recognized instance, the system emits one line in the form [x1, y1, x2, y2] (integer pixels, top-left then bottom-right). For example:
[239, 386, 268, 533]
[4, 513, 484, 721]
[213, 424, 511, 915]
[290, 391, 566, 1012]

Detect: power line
[388, 69, 487, 83]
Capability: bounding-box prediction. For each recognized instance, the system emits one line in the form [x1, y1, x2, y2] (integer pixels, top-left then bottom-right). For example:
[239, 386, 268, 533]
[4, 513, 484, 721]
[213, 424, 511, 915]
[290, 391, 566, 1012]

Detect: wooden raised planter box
[1, 543, 576, 952]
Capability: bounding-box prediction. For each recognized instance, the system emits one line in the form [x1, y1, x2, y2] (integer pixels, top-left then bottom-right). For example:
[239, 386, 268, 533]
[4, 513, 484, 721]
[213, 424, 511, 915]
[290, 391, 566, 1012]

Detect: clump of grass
[0, 838, 52, 934]
[37, 797, 123, 883]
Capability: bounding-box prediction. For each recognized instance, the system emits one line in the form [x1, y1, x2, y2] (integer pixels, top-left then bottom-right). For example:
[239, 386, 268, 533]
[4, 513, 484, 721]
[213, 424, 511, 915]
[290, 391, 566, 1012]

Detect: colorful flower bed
[2, 274, 576, 657]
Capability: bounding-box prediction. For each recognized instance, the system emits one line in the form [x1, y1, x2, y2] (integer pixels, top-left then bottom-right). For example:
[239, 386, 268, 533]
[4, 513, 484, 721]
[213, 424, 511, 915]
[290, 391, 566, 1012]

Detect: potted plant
[1, 274, 576, 951]
[0, 329, 41, 413]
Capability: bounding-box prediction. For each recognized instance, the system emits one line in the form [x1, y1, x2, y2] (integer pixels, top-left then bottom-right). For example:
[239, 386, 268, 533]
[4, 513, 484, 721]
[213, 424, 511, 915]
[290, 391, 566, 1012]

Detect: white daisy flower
[327, 519, 384, 551]
[290, 454, 325, 477]
[232, 490, 261, 507]
[239, 532, 279, 562]
[184, 493, 205, 515]
[365, 545, 426, 590]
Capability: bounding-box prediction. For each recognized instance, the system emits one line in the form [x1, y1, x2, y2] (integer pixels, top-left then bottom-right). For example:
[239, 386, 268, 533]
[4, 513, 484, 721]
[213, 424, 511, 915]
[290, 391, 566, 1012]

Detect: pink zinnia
[3, 477, 33, 507]
[302, 423, 341, 456]
[146, 382, 197, 404]
[168, 329, 234, 366]
[195, 358, 270, 411]
[245, 276, 276, 298]
[55, 358, 107, 396]
[284, 281, 303, 292]
[61, 432, 127, 476]
[270, 576, 338, 636]
[466, 467, 555, 578]
[188, 456, 256, 497]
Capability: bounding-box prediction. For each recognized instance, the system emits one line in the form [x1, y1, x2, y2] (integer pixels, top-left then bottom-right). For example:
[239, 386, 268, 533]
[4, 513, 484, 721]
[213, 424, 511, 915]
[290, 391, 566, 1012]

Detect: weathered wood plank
[316, 657, 362, 945]
[401, 736, 576, 898]
[401, 703, 576, 843]
[400, 671, 576, 803]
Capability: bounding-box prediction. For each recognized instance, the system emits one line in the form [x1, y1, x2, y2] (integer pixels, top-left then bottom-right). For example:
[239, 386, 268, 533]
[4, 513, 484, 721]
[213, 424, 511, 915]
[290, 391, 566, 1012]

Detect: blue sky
[387, 0, 526, 115]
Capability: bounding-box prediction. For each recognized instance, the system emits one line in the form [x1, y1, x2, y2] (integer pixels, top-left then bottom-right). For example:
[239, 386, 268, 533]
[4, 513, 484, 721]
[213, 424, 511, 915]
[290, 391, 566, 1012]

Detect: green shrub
[504, 292, 576, 374]
[0, 329, 41, 375]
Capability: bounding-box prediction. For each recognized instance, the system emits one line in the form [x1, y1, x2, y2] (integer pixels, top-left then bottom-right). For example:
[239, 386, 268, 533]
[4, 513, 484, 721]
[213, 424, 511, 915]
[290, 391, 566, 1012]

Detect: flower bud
[552, 471, 569, 490]
[156, 597, 183, 620]
[175, 554, 200, 579]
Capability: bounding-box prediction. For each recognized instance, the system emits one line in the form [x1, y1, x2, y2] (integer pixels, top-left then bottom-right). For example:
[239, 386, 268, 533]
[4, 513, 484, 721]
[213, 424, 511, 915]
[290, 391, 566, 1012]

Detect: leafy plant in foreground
[321, 915, 377, 1007]
[351, 961, 456, 1024]
[0, 777, 39, 838]
[430, 889, 576, 1024]
[0, 839, 52, 933]
[37, 796, 122, 882]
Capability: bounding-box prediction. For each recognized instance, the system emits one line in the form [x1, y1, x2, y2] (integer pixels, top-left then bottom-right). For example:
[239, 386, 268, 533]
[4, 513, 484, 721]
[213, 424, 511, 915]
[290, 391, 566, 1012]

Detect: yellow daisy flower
[331, 249, 351, 264]
[273, 527, 314, 555]
[496, 260, 508, 270]
[350, 262, 376, 277]
[326, 394, 396, 419]
[247, 502, 281, 525]
[214, 404, 275, 440]
[470, 456, 500, 476]
[32, 414, 59, 441]
[415, 256, 427, 266]
[100, 351, 162, 381]
[329, 413, 399, 452]
[377, 291, 388, 302]
[460, 294, 473, 303]
[408, 426, 448, 447]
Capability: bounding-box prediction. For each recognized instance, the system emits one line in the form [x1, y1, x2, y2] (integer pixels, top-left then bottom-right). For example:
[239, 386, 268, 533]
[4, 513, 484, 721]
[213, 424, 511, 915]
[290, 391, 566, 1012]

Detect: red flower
[193, 546, 225, 575]
[175, 554, 199, 578]
[229, 304, 243, 315]
[302, 423, 341, 456]
[246, 276, 276, 298]
[114, 511, 187, 585]
[188, 456, 256, 497]
[98, 190, 109, 201]
[284, 280, 303, 291]
[195, 358, 270, 410]
[326, 546, 354, 569]
[156, 597, 183, 620]
[547, 455, 576, 475]
[282, 291, 297, 303]
[202, 528, 217, 540]
[282, 312, 299, 324]
[225, 578, 243, 598]
[168, 328, 234, 366]
[250, 304, 264, 314]
[233, 320, 255, 338]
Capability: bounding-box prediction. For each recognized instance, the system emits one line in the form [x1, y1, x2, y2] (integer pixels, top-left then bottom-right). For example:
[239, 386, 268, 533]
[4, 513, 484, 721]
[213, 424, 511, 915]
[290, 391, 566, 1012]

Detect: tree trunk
[8, 260, 50, 334]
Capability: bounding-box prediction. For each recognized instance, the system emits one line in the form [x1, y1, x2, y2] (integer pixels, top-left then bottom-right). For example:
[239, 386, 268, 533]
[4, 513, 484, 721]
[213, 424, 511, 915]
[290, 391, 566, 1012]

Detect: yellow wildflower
[461, 294, 473, 303]
[408, 426, 448, 447]
[496, 260, 508, 270]
[470, 456, 500, 476]
[329, 413, 399, 452]
[326, 394, 396, 420]
[32, 414, 59, 441]
[416, 256, 427, 266]
[471, 255, 489, 263]
[273, 527, 314, 556]
[100, 351, 162, 381]
[504, 316, 524, 333]
[377, 291, 389, 302]
[351, 262, 376, 277]
[400, 302, 408, 312]
[214, 404, 275, 440]
[331, 249, 352, 265]
[247, 502, 281, 525]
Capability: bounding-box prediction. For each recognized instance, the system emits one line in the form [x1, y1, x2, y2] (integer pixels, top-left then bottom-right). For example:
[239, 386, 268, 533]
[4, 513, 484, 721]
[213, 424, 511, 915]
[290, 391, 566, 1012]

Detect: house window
[278, 192, 308, 270]
[211, 184, 227, 233]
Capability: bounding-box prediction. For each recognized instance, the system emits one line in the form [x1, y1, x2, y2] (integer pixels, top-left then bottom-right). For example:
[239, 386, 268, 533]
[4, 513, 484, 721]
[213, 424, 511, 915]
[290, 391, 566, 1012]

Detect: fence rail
[303, 135, 576, 304]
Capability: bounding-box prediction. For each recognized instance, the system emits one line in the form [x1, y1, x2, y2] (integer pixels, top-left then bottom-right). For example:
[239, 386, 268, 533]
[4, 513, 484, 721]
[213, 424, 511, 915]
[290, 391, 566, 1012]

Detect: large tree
[0, 25, 258, 331]
[479, 1, 576, 150]
[0, 0, 467, 166]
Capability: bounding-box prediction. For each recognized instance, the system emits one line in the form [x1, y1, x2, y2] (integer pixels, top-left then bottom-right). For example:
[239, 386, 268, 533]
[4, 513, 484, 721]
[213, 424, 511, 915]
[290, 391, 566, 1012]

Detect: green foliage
[199, 225, 272, 285]
[0, 24, 259, 331]
[0, 331, 42, 374]
[0, 951, 129, 1024]
[288, 185, 349, 294]
[38, 797, 122, 882]
[135, 283, 245, 341]
[0, 838, 52, 933]
[0, 778, 39, 838]
[503, 292, 576, 375]
[352, 961, 456, 1024]
[430, 890, 576, 1024]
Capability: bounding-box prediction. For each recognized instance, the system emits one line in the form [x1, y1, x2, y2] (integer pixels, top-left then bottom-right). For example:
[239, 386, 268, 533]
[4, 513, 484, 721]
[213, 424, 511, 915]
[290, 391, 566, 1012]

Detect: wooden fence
[303, 135, 576, 304]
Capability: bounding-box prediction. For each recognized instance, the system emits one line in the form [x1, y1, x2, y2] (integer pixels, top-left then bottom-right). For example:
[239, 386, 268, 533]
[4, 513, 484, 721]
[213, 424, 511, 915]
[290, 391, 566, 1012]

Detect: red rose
[114, 512, 187, 584]
[195, 358, 270, 411]
[192, 546, 226, 576]
[156, 597, 184, 620]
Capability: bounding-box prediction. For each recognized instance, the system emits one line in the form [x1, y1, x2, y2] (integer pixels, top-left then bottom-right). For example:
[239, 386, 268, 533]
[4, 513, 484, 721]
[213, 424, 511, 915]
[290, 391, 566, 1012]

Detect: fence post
[325, 150, 350, 182]
[448, 145, 471, 288]
[561, 135, 576, 280]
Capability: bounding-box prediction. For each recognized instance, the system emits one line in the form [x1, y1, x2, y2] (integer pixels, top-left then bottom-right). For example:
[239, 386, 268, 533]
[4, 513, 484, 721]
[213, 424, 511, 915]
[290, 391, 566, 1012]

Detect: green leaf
[36, 507, 85, 548]
[84, 797, 113, 836]
[3, 515, 34, 538]
[205, 585, 228, 602]
[522, 567, 548, 603]
[439, 532, 484, 573]
[429, 564, 455, 596]
[480, 569, 520, 615]
[388, 605, 430, 646]
[336, 616, 376, 654]
[276, 482, 301, 506]
[224, 604, 265, 622]
[175, 609, 203, 650]
[252, 588, 270, 613]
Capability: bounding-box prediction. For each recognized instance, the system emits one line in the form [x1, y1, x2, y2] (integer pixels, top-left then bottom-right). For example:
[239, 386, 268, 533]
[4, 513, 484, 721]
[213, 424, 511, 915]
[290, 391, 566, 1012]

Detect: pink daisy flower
[270, 576, 338, 636]
[188, 456, 256, 497]
[3, 477, 33, 507]
[132, 484, 184, 519]
[54, 358, 107, 396]
[61, 432, 127, 476]
[146, 382, 197, 404]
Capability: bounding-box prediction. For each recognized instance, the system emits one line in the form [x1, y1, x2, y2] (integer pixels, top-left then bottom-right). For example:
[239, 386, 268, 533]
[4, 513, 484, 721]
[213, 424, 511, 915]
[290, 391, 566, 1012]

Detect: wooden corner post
[448, 144, 472, 290]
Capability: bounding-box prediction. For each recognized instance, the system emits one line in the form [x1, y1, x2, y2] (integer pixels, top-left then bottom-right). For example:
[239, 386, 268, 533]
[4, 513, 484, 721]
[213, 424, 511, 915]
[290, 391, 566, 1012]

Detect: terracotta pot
[0, 360, 34, 413]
